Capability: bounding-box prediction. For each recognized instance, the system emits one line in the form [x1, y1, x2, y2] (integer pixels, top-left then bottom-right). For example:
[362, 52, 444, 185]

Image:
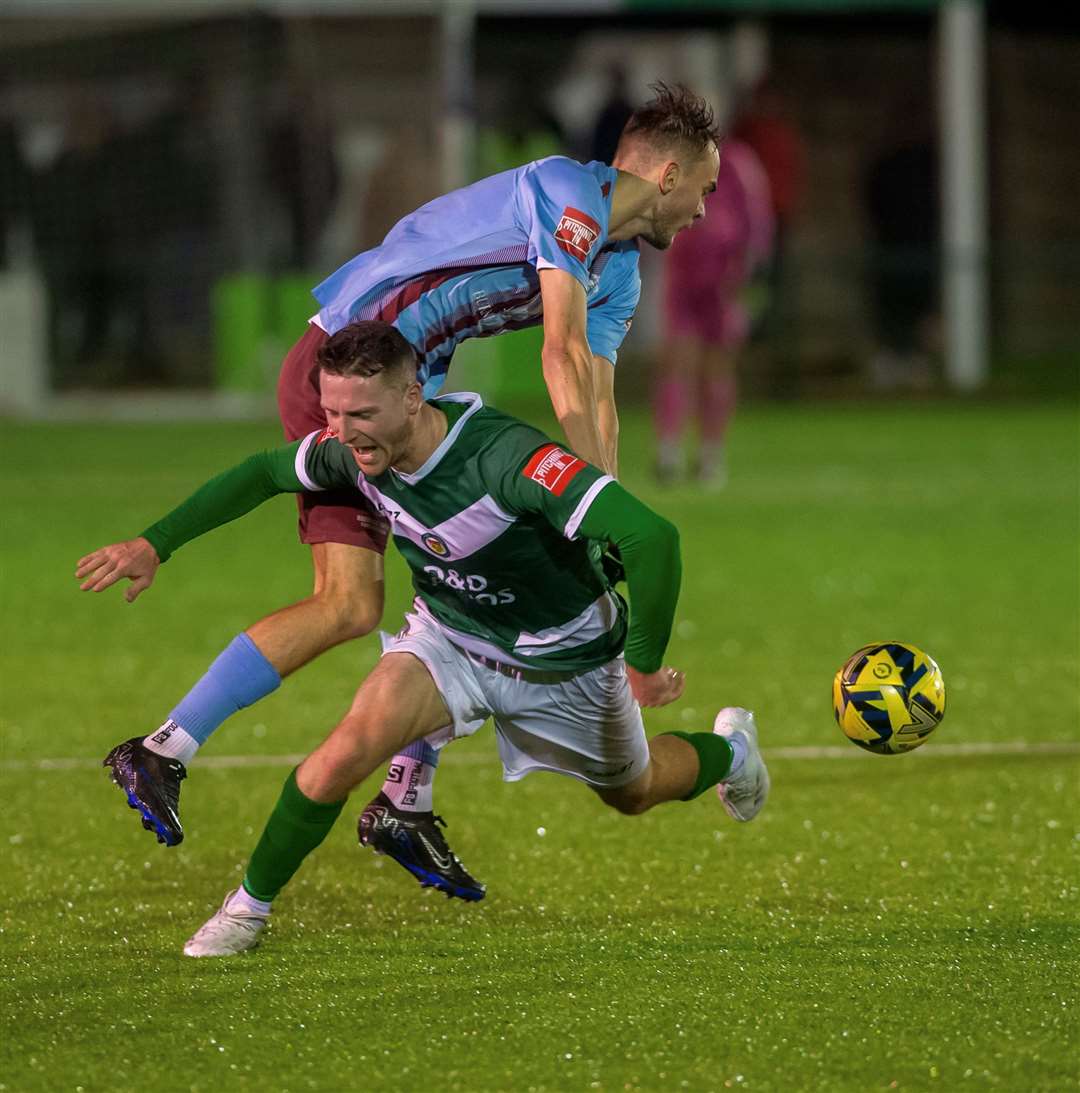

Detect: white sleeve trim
[564, 475, 615, 540]
[533, 256, 592, 293]
[294, 431, 326, 491]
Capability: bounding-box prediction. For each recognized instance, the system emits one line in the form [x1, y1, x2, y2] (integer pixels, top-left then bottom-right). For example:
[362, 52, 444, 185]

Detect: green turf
[2, 400, 1078, 1091]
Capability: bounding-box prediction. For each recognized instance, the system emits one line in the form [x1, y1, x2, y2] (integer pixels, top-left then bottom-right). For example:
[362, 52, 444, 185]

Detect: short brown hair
[617, 81, 721, 161]
[316, 320, 417, 385]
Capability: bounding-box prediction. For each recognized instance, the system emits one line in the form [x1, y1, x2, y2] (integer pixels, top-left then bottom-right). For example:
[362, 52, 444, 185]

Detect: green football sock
[664, 731, 735, 801]
[242, 768, 346, 903]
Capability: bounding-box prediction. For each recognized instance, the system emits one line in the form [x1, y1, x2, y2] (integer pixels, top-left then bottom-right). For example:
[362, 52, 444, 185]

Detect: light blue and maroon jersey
[311, 157, 641, 397]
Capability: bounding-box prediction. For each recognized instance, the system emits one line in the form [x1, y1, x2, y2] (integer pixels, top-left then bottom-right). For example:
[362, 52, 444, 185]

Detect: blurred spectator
[267, 81, 340, 270]
[22, 88, 217, 386]
[0, 84, 27, 270]
[731, 81, 806, 367]
[654, 138, 774, 487]
[25, 95, 119, 383]
[133, 80, 219, 375]
[588, 65, 635, 165]
[863, 111, 940, 391]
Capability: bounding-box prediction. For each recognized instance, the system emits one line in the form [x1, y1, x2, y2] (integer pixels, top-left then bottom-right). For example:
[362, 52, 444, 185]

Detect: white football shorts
[379, 609, 649, 789]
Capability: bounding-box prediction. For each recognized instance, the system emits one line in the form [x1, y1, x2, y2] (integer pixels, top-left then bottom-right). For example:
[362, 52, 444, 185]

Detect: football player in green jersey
[77, 321, 770, 957]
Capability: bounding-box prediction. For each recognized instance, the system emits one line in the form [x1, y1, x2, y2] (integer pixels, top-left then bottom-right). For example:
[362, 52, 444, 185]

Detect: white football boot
[183, 890, 268, 957]
[714, 707, 770, 822]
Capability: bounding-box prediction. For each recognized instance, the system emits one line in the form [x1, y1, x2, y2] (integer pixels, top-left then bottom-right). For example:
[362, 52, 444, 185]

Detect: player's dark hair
[617, 81, 721, 160]
[316, 320, 417, 386]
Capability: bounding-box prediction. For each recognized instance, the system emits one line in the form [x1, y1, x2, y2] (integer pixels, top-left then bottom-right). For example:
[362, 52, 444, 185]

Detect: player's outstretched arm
[73, 441, 350, 599]
[539, 268, 613, 476]
[576, 483, 684, 708]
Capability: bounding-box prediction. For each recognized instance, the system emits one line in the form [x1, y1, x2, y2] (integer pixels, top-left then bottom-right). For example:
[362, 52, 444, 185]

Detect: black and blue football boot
[103, 737, 186, 846]
[358, 792, 485, 902]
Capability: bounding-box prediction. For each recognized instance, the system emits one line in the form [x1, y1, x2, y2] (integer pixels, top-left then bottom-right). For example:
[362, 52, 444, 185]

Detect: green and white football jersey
[294, 393, 625, 671]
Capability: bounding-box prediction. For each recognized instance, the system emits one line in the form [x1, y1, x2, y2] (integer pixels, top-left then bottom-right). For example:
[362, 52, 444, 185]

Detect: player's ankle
[380, 740, 439, 812]
[228, 885, 273, 918]
[142, 720, 199, 765]
[663, 730, 736, 800]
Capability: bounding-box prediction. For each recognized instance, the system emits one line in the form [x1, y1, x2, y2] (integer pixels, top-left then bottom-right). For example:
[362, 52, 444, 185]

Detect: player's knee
[311, 584, 383, 642]
[609, 796, 651, 817]
[297, 754, 359, 803]
[597, 782, 653, 817]
[309, 543, 384, 642]
[330, 597, 382, 642]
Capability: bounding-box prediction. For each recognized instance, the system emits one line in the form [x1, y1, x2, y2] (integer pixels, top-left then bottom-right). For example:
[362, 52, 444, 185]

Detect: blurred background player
[862, 98, 941, 392]
[81, 83, 722, 902]
[588, 64, 635, 166]
[730, 81, 806, 395]
[654, 136, 773, 486]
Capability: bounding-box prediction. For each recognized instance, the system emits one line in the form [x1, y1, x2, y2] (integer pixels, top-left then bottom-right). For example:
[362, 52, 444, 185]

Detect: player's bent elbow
[646, 516, 680, 565]
[541, 341, 591, 379]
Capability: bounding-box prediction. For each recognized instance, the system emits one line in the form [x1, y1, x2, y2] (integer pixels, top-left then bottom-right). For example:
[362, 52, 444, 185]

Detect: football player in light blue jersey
[83, 84, 722, 901]
[312, 156, 641, 410]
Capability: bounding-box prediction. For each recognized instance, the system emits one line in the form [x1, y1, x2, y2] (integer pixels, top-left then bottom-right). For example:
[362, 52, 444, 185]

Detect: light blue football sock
[165, 633, 281, 747]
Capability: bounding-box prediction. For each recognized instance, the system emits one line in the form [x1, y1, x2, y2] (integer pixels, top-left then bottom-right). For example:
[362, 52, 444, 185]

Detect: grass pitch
[2, 398, 1078, 1092]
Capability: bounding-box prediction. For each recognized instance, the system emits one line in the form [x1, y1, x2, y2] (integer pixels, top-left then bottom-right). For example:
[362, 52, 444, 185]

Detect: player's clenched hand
[627, 665, 685, 708]
[75, 537, 161, 602]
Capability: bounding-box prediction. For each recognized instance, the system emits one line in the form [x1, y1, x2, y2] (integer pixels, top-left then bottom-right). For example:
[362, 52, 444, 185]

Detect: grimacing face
[319, 368, 421, 477]
[645, 142, 720, 250]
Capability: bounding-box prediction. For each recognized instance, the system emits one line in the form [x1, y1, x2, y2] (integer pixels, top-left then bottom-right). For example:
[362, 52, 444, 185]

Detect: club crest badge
[422, 532, 451, 557]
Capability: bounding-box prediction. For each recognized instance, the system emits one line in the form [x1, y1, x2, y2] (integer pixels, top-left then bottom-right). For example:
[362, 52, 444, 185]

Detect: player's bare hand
[75, 537, 161, 602]
[627, 665, 685, 708]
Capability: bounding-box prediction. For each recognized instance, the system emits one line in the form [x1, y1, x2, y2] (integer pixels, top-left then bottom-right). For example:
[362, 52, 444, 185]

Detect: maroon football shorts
[276, 323, 390, 553]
